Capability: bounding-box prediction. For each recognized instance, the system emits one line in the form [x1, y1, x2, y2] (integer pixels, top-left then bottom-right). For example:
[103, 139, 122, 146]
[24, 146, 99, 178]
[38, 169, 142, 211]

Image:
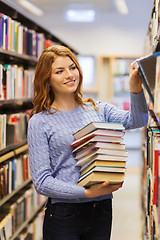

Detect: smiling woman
[27, 44, 148, 240]
[32, 45, 97, 113]
[50, 56, 80, 107]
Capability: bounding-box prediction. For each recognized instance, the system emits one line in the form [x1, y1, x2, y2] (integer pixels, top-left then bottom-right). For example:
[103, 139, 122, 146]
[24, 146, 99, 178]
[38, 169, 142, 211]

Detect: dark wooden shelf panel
[0, 48, 38, 67]
[0, 98, 33, 114]
[0, 141, 28, 160]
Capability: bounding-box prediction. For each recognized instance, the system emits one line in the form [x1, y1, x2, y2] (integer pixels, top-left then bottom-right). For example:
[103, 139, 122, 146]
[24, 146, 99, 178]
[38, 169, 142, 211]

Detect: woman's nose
[65, 69, 73, 78]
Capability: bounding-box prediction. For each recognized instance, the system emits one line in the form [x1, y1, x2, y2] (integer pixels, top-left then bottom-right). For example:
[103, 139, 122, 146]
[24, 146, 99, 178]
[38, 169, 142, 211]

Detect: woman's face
[50, 56, 80, 98]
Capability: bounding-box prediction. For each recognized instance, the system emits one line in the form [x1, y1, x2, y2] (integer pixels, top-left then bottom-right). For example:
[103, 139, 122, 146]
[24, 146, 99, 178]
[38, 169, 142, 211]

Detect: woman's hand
[129, 60, 143, 94]
[85, 181, 123, 198]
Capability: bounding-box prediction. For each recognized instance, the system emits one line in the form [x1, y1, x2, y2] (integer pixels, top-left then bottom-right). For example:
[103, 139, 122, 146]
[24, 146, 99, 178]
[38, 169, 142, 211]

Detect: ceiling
[6, 0, 154, 56]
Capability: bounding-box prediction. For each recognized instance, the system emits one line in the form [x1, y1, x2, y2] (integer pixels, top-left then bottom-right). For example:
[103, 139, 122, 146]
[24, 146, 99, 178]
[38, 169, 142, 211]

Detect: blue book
[0, 13, 4, 47]
[12, 159, 16, 191]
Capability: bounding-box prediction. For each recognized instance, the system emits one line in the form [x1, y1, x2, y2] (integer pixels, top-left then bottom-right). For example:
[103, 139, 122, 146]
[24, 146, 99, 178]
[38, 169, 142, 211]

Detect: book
[71, 128, 125, 148]
[76, 151, 128, 167]
[155, 55, 160, 114]
[72, 135, 124, 153]
[77, 169, 125, 187]
[81, 159, 126, 175]
[74, 142, 128, 160]
[134, 51, 160, 104]
[73, 122, 125, 139]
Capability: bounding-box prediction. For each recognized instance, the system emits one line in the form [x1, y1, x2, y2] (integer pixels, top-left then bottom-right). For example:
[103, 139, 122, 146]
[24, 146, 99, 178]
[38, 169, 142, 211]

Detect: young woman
[27, 45, 148, 240]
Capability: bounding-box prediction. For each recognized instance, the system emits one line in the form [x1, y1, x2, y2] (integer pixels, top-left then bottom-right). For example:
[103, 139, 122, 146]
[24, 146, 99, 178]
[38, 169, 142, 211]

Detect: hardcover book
[73, 122, 125, 139]
[134, 51, 160, 104]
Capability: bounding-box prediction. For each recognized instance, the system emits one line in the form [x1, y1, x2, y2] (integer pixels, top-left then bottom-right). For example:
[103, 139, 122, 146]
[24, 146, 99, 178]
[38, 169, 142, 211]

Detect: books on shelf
[134, 51, 160, 105]
[0, 152, 31, 200]
[72, 122, 127, 187]
[155, 55, 160, 114]
[141, 127, 160, 239]
[0, 12, 56, 58]
[0, 63, 34, 100]
[0, 184, 46, 237]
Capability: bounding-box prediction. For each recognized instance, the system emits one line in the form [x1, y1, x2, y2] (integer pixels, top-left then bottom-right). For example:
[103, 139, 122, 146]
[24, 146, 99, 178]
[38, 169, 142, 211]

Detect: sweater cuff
[76, 186, 86, 198]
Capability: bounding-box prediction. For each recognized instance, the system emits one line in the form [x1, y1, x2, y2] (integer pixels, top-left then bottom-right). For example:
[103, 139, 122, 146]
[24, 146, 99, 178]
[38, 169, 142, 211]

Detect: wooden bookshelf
[0, 142, 28, 162]
[10, 201, 46, 240]
[97, 55, 138, 107]
[141, 0, 160, 239]
[0, 0, 78, 239]
[0, 178, 31, 207]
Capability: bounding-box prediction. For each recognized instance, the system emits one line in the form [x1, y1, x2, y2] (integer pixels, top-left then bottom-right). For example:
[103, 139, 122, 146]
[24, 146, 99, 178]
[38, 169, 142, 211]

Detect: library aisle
[111, 167, 142, 240]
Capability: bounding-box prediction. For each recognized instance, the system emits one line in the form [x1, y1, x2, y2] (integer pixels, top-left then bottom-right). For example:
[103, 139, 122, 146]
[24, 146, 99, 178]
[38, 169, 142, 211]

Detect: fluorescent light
[66, 9, 96, 22]
[115, 0, 129, 15]
[16, 0, 44, 16]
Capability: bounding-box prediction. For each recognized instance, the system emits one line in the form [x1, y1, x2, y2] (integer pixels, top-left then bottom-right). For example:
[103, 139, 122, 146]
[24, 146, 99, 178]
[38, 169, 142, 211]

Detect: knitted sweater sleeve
[103, 91, 148, 129]
[27, 115, 86, 200]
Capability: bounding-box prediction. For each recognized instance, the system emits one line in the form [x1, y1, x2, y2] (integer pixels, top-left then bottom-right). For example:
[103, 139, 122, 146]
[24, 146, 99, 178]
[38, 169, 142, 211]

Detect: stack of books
[71, 122, 128, 187]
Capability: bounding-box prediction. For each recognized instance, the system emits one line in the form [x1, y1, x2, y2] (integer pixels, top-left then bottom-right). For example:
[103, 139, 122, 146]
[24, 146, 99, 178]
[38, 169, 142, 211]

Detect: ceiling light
[66, 9, 96, 22]
[16, 0, 44, 16]
[115, 0, 129, 15]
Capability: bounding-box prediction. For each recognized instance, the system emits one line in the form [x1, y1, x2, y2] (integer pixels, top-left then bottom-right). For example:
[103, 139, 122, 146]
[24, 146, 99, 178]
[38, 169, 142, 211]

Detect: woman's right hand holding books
[84, 181, 123, 198]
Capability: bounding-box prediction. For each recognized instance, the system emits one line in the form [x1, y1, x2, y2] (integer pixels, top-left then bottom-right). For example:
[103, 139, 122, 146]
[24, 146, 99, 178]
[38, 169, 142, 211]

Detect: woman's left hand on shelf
[129, 60, 143, 94]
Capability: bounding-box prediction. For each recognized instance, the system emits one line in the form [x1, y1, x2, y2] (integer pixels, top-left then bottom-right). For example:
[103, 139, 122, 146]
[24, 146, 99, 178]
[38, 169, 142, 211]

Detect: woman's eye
[56, 70, 63, 74]
[70, 66, 76, 70]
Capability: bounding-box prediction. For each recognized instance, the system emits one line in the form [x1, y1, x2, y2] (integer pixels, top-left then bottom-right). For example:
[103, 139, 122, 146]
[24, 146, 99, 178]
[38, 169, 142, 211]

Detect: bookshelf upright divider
[141, 0, 160, 239]
[0, 1, 78, 239]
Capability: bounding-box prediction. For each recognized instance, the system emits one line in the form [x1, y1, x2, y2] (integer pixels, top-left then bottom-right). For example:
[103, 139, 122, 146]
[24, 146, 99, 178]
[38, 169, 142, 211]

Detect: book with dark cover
[134, 51, 160, 104]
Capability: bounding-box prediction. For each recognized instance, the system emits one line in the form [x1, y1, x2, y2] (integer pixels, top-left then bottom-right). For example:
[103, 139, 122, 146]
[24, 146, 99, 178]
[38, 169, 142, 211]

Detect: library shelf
[0, 178, 32, 207]
[9, 201, 46, 240]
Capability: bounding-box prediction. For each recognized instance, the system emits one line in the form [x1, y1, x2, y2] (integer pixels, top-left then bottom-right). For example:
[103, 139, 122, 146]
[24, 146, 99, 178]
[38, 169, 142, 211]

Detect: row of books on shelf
[0, 64, 34, 100]
[113, 75, 130, 94]
[0, 12, 56, 58]
[71, 121, 128, 187]
[0, 152, 30, 200]
[0, 111, 31, 150]
[15, 211, 44, 240]
[0, 183, 46, 239]
[144, 0, 160, 53]
[111, 58, 133, 76]
[141, 126, 160, 239]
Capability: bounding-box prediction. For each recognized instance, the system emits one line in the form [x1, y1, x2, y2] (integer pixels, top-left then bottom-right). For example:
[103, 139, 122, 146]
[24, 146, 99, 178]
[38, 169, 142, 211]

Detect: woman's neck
[51, 98, 79, 111]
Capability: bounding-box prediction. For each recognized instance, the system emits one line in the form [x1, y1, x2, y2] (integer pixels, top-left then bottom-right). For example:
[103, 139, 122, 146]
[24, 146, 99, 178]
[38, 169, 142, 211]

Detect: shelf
[10, 200, 46, 240]
[0, 48, 37, 67]
[0, 141, 28, 160]
[0, 98, 33, 114]
[0, 178, 32, 207]
[0, 0, 78, 55]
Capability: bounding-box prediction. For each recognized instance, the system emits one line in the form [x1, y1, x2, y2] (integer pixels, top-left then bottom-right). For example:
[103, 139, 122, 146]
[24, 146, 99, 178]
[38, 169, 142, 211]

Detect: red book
[153, 149, 159, 205]
[23, 154, 28, 181]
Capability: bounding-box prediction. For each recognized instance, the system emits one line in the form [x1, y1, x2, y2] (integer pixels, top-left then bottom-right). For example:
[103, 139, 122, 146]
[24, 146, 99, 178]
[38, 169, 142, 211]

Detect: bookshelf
[0, 0, 78, 239]
[141, 0, 160, 239]
[97, 56, 138, 105]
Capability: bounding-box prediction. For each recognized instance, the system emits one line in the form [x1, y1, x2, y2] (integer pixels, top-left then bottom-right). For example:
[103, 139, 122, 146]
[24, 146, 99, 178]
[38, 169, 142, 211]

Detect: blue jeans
[43, 198, 112, 240]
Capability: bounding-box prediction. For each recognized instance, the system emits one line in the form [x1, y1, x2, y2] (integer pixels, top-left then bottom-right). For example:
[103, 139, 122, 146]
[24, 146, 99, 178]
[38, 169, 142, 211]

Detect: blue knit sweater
[27, 92, 148, 204]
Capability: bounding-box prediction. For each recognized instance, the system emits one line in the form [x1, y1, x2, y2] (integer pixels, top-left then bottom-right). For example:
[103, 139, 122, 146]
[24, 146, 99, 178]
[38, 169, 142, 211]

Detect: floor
[111, 167, 142, 240]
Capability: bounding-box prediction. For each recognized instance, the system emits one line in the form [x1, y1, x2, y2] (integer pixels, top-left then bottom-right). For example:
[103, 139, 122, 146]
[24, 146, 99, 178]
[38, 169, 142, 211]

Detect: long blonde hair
[32, 45, 98, 113]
